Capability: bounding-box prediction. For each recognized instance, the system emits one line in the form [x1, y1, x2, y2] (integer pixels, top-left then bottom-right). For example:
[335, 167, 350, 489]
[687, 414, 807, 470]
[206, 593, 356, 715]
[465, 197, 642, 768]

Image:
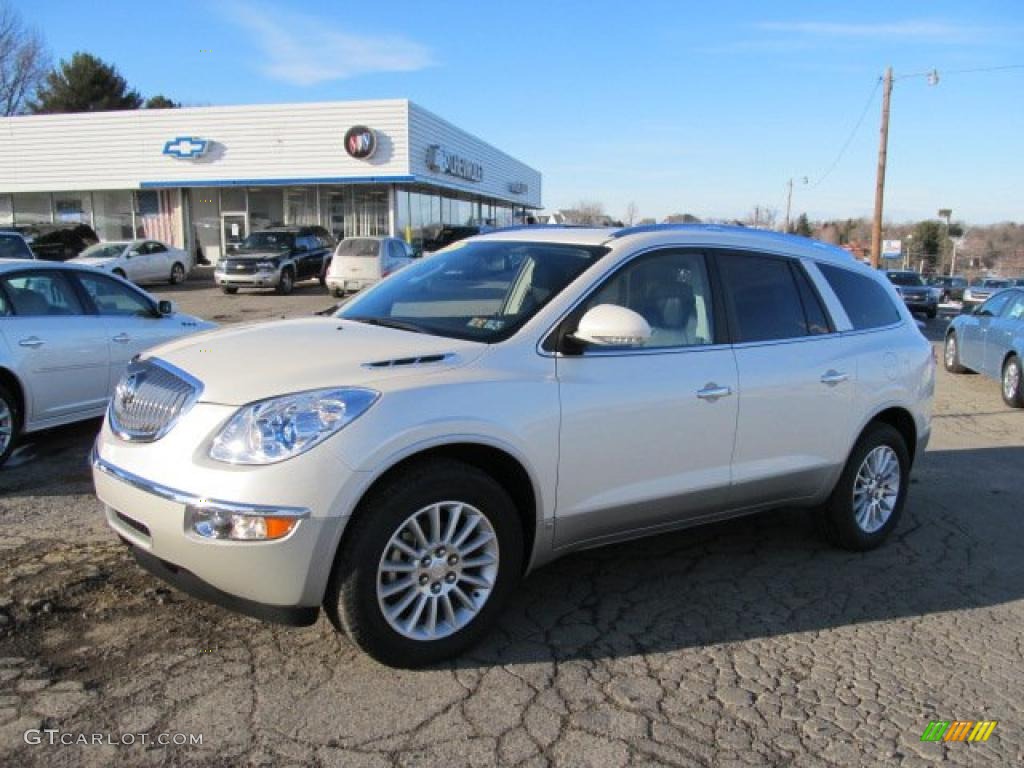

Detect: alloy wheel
[0, 399, 12, 456]
[852, 445, 901, 534]
[376, 501, 499, 641]
[944, 336, 957, 368]
[1004, 360, 1021, 402]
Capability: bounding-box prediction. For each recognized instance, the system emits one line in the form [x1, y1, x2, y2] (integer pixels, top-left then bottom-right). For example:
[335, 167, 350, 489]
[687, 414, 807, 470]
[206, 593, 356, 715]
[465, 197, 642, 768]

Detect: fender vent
[363, 353, 453, 369]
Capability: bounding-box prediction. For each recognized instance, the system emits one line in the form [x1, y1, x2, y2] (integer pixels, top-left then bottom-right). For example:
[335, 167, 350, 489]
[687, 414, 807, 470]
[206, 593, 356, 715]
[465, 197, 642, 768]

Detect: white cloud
[756, 19, 998, 44]
[225, 2, 434, 86]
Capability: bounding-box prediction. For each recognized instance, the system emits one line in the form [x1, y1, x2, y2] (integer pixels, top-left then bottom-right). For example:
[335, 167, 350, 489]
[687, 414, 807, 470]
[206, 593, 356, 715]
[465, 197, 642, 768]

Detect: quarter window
[817, 263, 902, 330]
[76, 273, 153, 317]
[1, 272, 84, 316]
[578, 249, 715, 348]
[1005, 292, 1024, 320]
[717, 252, 813, 343]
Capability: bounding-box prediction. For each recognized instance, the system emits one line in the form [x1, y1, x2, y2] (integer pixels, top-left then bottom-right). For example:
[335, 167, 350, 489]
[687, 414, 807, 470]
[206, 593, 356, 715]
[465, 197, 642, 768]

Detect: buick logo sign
[344, 126, 377, 159]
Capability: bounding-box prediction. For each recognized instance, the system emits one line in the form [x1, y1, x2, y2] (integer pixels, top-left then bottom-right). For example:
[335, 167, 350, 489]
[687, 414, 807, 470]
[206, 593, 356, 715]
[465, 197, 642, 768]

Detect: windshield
[336, 238, 380, 257]
[80, 243, 127, 259]
[0, 234, 33, 259]
[887, 272, 924, 287]
[338, 240, 607, 342]
[238, 232, 294, 251]
[984, 279, 1010, 288]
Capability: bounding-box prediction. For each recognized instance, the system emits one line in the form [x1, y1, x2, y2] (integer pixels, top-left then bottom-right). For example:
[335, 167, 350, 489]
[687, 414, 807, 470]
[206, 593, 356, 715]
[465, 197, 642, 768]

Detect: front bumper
[214, 267, 281, 287]
[92, 447, 348, 617]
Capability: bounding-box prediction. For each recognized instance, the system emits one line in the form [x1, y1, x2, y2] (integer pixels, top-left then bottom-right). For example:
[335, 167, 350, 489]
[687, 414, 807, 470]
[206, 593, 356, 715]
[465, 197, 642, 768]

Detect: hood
[144, 317, 487, 405]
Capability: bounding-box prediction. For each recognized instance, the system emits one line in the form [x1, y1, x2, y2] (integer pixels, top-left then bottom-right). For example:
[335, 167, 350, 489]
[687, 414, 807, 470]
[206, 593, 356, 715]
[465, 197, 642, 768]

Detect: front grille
[109, 359, 202, 442]
[224, 260, 257, 274]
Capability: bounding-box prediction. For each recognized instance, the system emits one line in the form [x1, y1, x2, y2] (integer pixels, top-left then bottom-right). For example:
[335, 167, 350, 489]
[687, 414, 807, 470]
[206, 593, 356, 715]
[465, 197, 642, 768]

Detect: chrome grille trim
[108, 358, 203, 443]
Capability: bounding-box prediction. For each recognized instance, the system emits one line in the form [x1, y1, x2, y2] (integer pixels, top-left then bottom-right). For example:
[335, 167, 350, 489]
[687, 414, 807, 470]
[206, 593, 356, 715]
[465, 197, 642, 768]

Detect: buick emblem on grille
[116, 371, 143, 409]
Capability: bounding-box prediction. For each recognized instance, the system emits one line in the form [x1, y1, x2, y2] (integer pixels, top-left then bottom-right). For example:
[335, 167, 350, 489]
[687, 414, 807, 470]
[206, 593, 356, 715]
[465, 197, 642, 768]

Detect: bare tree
[569, 200, 607, 226]
[0, 2, 49, 116]
[745, 205, 778, 230]
[624, 201, 639, 226]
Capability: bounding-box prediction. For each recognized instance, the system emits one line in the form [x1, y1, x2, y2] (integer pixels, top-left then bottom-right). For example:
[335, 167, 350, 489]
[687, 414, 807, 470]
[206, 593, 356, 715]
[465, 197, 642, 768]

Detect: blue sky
[15, 0, 1024, 223]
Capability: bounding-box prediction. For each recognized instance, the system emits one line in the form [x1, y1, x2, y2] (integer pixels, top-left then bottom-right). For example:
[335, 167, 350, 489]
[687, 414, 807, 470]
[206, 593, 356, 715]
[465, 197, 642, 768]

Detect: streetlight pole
[783, 176, 808, 233]
[870, 67, 894, 269]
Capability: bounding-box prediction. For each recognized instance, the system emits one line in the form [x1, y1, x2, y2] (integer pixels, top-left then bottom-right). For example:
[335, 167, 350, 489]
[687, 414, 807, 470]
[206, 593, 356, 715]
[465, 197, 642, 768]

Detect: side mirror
[157, 300, 176, 316]
[572, 304, 651, 347]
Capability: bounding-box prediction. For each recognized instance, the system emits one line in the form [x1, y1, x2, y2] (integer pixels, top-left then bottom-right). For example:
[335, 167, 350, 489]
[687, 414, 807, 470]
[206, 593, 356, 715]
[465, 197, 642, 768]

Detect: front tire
[0, 384, 20, 467]
[276, 269, 295, 295]
[169, 262, 186, 285]
[325, 458, 523, 667]
[819, 423, 909, 551]
[944, 332, 968, 373]
[222, 286, 238, 295]
[1002, 354, 1024, 408]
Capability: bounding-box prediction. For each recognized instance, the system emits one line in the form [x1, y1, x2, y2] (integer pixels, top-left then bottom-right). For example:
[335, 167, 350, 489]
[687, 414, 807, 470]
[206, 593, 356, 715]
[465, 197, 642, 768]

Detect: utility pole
[870, 67, 894, 269]
[784, 178, 793, 233]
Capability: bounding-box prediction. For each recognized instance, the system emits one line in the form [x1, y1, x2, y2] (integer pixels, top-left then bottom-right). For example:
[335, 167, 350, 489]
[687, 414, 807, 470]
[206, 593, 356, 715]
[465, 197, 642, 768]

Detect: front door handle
[18, 336, 44, 348]
[112, 333, 132, 344]
[696, 383, 733, 401]
[820, 370, 849, 386]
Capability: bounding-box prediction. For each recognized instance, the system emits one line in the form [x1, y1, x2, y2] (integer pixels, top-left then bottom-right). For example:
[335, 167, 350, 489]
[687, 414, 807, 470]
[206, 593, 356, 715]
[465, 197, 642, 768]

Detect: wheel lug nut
[447, 554, 458, 565]
[437, 547, 446, 557]
[445, 572, 456, 583]
[418, 574, 429, 585]
[420, 556, 431, 567]
[431, 582, 441, 593]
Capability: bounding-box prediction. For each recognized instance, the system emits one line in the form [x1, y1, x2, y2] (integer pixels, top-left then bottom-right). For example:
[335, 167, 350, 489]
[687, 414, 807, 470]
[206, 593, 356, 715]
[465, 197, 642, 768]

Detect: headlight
[209, 387, 379, 465]
[964, 289, 973, 300]
[185, 506, 299, 541]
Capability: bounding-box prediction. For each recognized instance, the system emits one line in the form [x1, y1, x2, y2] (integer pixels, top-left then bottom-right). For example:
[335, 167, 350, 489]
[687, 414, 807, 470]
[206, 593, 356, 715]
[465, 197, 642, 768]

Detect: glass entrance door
[221, 213, 247, 255]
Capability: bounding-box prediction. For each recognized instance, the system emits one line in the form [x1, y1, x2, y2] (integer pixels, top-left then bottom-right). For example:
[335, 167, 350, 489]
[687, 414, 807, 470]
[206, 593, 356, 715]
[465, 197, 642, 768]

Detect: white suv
[91, 225, 934, 666]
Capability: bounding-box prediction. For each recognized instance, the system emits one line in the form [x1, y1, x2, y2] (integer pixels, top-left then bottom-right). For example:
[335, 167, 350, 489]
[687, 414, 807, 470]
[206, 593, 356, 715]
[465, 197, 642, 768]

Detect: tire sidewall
[170, 262, 185, 284]
[827, 423, 910, 550]
[278, 268, 294, 295]
[0, 385, 20, 466]
[944, 332, 963, 372]
[328, 462, 523, 666]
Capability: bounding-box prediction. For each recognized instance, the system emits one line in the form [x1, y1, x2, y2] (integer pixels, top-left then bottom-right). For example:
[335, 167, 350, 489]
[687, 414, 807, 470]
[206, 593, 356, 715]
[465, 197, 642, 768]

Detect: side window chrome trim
[801, 259, 853, 332]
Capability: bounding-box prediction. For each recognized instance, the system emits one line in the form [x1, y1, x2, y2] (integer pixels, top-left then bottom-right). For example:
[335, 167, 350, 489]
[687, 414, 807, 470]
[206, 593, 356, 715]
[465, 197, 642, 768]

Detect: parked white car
[72, 239, 192, 285]
[0, 259, 215, 464]
[91, 225, 933, 666]
[325, 236, 414, 297]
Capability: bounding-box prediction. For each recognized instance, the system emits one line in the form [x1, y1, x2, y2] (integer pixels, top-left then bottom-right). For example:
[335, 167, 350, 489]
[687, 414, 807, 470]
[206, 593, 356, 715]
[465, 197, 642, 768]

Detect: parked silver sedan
[0, 259, 215, 464]
[945, 288, 1024, 407]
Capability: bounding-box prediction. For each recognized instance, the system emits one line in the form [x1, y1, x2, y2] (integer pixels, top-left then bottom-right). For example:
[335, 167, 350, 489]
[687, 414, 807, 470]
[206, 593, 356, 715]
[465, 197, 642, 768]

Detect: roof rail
[487, 224, 607, 234]
[609, 222, 828, 248]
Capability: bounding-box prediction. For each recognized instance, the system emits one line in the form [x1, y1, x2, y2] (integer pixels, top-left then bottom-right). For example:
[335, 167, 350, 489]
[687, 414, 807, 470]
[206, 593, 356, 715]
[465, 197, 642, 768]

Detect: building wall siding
[407, 103, 541, 208]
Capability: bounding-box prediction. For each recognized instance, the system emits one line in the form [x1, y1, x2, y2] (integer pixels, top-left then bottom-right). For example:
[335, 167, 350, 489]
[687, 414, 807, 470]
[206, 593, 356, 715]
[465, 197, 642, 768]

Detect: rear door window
[716, 252, 813, 343]
[817, 263, 902, 330]
[1, 272, 84, 316]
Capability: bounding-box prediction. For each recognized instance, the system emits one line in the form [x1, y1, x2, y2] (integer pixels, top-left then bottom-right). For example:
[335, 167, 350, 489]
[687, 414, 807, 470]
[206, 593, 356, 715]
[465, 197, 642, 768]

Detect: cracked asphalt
[1, 277, 1022, 767]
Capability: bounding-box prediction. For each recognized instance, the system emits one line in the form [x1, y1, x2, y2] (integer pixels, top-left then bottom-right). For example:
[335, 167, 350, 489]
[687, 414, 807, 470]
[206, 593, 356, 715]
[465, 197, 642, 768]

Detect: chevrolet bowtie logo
[163, 136, 210, 159]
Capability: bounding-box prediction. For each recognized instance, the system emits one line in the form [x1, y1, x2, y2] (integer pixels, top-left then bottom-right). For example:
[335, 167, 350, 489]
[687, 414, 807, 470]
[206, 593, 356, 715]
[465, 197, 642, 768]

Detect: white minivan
[324, 237, 414, 297]
[92, 225, 934, 666]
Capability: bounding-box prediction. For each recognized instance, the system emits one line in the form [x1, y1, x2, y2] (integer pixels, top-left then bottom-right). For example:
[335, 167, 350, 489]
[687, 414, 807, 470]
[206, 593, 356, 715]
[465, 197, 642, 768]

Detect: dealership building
[0, 99, 542, 263]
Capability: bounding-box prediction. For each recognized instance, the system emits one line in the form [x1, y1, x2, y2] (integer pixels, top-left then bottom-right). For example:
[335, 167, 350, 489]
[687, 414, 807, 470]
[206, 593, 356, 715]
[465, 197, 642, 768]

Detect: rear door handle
[18, 336, 44, 348]
[820, 370, 849, 386]
[696, 384, 733, 401]
[112, 333, 131, 344]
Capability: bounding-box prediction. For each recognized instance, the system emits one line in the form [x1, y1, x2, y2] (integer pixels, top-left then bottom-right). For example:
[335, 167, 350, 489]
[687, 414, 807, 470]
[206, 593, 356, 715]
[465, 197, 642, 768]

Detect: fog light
[186, 506, 298, 541]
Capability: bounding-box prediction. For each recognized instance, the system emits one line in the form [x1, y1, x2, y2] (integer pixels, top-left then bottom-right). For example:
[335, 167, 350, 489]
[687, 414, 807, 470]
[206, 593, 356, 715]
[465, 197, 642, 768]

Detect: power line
[811, 77, 881, 188]
[942, 63, 1024, 76]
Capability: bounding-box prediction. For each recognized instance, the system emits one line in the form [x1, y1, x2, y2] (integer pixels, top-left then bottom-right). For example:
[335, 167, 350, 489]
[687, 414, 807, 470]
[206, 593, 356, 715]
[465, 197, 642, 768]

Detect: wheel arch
[863, 405, 919, 466]
[337, 440, 541, 579]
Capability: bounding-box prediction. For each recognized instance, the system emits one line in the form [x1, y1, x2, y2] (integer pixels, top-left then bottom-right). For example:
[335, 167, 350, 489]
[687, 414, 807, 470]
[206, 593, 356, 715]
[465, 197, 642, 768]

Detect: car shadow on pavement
[0, 419, 99, 498]
[456, 444, 1024, 668]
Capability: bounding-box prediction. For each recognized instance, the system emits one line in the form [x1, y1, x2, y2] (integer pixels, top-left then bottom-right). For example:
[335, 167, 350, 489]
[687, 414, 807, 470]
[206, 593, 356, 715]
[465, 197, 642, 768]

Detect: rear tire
[222, 286, 238, 295]
[332, 288, 344, 298]
[324, 458, 523, 667]
[819, 423, 909, 551]
[944, 332, 968, 373]
[1002, 354, 1024, 408]
[0, 384, 21, 467]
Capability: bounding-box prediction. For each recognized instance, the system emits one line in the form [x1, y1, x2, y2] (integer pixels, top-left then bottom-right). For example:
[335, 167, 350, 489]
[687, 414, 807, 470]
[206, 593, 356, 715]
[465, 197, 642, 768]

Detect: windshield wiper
[345, 316, 428, 334]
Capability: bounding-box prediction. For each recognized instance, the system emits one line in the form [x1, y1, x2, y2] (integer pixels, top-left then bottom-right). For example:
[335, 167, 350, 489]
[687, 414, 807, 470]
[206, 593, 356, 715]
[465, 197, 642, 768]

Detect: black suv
[0, 223, 99, 261]
[214, 226, 334, 295]
[928, 275, 967, 303]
